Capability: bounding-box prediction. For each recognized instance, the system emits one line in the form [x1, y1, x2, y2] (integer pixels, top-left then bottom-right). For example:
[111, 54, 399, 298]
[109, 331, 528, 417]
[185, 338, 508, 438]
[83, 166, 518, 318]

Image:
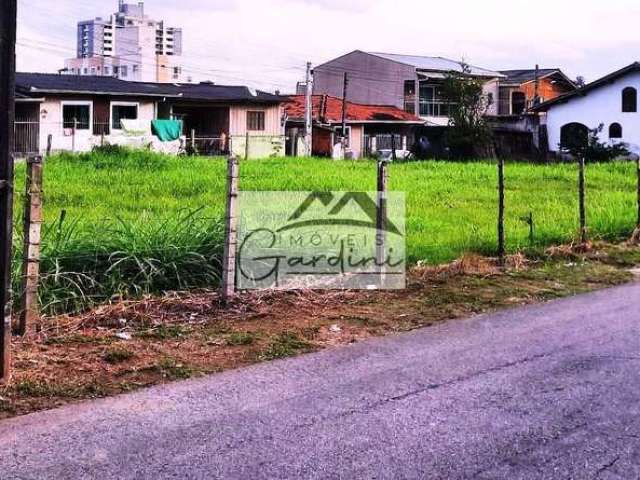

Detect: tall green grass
[10, 149, 639, 315]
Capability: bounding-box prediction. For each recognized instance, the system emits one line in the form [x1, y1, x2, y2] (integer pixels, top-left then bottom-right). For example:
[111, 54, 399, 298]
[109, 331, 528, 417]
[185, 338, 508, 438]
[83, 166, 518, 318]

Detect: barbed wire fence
[9, 140, 640, 329]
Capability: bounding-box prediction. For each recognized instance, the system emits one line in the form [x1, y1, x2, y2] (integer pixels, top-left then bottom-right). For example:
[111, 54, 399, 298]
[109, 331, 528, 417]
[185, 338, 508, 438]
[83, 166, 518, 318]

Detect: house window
[622, 87, 637, 113]
[404, 80, 416, 114]
[104, 66, 110, 75]
[609, 123, 623, 139]
[247, 111, 265, 131]
[133, 65, 139, 74]
[511, 92, 526, 115]
[120, 65, 128, 77]
[419, 84, 451, 117]
[111, 102, 139, 130]
[62, 102, 91, 130]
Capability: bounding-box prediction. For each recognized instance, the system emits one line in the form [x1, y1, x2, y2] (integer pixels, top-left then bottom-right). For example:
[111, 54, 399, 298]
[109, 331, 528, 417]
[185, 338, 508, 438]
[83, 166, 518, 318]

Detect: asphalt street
[1, 284, 639, 479]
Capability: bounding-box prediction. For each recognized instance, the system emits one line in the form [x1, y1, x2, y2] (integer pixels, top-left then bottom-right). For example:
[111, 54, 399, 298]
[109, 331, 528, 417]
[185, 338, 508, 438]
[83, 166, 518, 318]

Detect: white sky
[16, 0, 640, 92]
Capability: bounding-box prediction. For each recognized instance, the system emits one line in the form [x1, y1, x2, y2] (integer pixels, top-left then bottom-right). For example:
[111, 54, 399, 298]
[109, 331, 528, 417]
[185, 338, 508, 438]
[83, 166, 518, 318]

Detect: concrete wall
[38, 96, 157, 153]
[484, 79, 500, 116]
[314, 51, 416, 109]
[543, 71, 640, 154]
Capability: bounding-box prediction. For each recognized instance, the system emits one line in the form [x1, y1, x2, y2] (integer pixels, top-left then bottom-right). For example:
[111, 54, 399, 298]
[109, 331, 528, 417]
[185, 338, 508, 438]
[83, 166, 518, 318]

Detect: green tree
[440, 63, 494, 158]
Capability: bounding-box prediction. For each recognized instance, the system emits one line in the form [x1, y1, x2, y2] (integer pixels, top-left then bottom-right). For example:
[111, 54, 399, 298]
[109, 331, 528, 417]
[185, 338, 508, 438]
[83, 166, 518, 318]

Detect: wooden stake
[0, 0, 17, 383]
[376, 160, 389, 280]
[391, 134, 397, 162]
[578, 155, 588, 244]
[497, 155, 506, 264]
[17, 156, 43, 336]
[636, 155, 640, 228]
[46, 134, 53, 157]
[190, 129, 196, 155]
[72, 117, 77, 153]
[222, 156, 240, 303]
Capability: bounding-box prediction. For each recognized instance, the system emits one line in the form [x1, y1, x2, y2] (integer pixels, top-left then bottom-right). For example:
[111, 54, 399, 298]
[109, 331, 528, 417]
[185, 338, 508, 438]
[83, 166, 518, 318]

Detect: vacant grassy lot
[11, 149, 639, 313]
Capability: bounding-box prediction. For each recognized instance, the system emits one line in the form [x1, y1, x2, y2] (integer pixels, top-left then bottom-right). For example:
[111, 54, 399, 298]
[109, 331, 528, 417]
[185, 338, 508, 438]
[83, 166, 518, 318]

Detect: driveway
[1, 284, 639, 479]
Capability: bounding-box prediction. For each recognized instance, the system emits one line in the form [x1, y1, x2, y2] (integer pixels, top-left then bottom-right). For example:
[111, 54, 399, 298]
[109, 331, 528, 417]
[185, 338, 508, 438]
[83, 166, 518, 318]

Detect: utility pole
[304, 62, 313, 157]
[533, 64, 540, 107]
[0, 0, 17, 382]
[341, 72, 349, 140]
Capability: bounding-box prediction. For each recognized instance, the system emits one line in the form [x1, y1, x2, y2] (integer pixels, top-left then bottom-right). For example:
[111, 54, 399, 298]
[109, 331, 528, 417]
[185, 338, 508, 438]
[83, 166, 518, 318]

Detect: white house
[535, 62, 640, 154]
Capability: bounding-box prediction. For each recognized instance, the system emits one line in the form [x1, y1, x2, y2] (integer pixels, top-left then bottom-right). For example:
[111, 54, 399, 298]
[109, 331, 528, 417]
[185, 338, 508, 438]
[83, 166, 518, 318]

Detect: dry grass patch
[1, 242, 638, 420]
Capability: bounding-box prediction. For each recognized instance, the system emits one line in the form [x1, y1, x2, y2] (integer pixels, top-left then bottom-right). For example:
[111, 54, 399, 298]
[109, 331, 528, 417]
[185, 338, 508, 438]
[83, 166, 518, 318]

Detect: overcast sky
[15, 0, 640, 92]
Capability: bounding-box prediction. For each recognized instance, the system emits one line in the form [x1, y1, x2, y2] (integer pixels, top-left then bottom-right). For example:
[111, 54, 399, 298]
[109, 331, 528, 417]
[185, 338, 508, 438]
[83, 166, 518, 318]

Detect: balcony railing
[419, 101, 451, 118]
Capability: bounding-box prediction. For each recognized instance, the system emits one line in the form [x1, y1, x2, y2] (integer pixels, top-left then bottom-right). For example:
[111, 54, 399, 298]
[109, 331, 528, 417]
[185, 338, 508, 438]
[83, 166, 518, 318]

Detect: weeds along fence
[9, 148, 640, 329]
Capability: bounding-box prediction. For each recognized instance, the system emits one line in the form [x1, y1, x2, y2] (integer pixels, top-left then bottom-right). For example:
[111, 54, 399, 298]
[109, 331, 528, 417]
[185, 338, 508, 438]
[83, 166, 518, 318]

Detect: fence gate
[13, 121, 39, 156]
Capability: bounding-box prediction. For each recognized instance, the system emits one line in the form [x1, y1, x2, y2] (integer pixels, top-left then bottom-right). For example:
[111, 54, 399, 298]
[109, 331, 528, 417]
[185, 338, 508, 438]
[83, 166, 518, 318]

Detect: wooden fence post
[190, 129, 196, 155]
[391, 134, 397, 162]
[497, 155, 506, 264]
[72, 117, 77, 153]
[636, 155, 640, 229]
[245, 132, 250, 160]
[578, 155, 588, 244]
[222, 155, 240, 303]
[17, 155, 43, 335]
[376, 160, 389, 279]
[46, 134, 53, 157]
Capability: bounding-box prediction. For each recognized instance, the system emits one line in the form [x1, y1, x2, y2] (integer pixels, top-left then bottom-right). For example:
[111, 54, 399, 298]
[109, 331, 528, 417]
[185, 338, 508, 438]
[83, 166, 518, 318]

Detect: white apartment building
[64, 1, 183, 83]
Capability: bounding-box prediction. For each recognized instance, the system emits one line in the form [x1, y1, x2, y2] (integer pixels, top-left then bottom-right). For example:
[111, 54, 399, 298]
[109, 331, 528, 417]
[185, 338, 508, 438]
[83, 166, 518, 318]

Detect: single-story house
[14, 73, 286, 158]
[283, 94, 424, 158]
[533, 62, 640, 155]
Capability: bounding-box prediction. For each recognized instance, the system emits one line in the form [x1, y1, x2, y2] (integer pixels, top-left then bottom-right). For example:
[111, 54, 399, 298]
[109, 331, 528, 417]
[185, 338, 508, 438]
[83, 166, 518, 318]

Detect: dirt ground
[2, 242, 640, 420]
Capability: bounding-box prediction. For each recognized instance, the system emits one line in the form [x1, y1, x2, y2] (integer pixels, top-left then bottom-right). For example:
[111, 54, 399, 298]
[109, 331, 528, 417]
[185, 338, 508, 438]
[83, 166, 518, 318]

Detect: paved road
[1, 284, 640, 479]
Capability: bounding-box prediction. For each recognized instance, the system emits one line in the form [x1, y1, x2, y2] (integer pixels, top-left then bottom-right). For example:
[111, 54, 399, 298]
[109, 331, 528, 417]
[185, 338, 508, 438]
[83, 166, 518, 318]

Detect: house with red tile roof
[283, 94, 424, 158]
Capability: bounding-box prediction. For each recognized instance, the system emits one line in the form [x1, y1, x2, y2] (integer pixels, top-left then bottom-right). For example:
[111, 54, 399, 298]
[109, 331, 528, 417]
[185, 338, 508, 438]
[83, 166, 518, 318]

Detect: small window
[63, 103, 91, 130]
[120, 66, 128, 77]
[609, 123, 623, 139]
[404, 80, 416, 114]
[133, 65, 139, 74]
[104, 66, 110, 75]
[112, 103, 138, 129]
[622, 87, 637, 113]
[247, 111, 265, 131]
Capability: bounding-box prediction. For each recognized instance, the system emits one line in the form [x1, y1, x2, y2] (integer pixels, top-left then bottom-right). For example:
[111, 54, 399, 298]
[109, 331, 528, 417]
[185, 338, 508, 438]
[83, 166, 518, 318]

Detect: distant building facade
[312, 50, 504, 127]
[64, 1, 183, 83]
[496, 68, 576, 116]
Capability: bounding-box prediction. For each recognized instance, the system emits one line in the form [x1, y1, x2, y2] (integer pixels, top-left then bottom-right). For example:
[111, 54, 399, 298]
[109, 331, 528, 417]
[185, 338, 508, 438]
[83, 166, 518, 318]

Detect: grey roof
[15, 73, 283, 104]
[366, 52, 504, 78]
[499, 68, 569, 84]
